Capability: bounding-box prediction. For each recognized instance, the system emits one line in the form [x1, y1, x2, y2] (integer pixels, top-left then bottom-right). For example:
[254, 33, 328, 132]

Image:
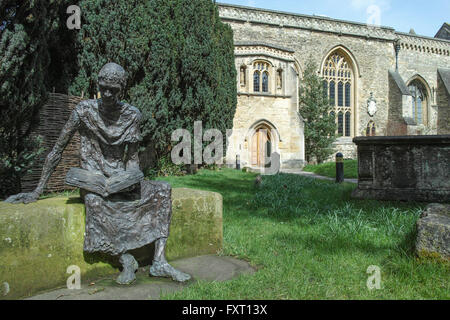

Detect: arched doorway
[251, 125, 273, 167]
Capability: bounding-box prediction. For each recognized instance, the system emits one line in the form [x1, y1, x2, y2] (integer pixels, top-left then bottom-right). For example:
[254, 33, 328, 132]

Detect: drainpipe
[394, 39, 401, 72]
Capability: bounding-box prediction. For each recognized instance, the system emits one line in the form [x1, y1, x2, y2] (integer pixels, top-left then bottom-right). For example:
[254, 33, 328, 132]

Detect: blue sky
[219, 0, 449, 38]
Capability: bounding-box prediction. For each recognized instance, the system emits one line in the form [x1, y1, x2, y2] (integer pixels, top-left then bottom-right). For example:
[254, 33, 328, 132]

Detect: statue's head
[98, 63, 127, 106]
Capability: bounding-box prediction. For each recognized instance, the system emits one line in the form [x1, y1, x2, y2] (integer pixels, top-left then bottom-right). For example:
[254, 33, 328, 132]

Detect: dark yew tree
[71, 0, 237, 169]
[0, 1, 78, 197]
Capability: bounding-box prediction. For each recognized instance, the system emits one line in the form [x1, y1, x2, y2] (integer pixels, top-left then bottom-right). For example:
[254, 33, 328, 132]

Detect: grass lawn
[303, 160, 358, 179]
[157, 168, 449, 300]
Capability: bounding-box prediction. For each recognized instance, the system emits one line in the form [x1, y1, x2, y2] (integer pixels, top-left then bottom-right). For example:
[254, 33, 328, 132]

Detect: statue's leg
[116, 253, 139, 285]
[150, 237, 191, 282]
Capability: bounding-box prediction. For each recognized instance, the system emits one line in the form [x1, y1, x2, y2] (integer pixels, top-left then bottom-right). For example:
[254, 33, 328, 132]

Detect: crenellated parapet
[218, 2, 450, 56]
[218, 3, 396, 41]
[396, 33, 450, 57]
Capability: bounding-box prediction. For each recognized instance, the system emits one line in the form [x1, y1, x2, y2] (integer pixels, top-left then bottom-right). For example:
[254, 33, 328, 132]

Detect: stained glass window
[254, 71, 260, 93]
[329, 81, 335, 105]
[253, 61, 270, 93]
[345, 112, 351, 137]
[262, 71, 269, 92]
[408, 80, 427, 125]
[338, 82, 344, 106]
[322, 51, 353, 137]
[338, 112, 344, 136]
[345, 83, 351, 107]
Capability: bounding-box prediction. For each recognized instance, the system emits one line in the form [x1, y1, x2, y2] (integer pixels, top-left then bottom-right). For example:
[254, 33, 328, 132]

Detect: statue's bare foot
[150, 260, 191, 282]
[116, 253, 139, 285]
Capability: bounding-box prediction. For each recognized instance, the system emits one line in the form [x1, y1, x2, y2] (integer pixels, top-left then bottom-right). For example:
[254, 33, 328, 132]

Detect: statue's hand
[4, 191, 39, 204]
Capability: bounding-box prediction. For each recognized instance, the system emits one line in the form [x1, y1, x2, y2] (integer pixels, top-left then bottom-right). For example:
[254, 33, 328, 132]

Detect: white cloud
[247, 0, 256, 7]
[350, 0, 391, 11]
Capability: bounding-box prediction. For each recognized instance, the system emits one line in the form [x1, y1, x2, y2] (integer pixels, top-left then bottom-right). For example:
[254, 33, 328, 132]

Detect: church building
[219, 3, 450, 169]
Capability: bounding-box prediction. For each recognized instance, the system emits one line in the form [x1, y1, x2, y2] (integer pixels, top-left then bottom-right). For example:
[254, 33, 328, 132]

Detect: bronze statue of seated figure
[6, 63, 191, 285]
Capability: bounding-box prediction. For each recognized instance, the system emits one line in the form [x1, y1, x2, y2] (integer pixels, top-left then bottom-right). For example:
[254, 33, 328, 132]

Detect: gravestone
[416, 203, 450, 261]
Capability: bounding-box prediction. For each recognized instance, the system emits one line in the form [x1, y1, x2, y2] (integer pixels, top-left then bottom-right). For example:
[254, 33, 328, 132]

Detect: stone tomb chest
[352, 135, 450, 203]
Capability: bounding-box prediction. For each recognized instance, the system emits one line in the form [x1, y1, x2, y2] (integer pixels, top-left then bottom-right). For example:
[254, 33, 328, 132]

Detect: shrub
[299, 57, 337, 164]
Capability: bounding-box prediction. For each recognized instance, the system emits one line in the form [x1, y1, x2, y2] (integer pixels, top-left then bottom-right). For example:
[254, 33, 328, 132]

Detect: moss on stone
[168, 188, 223, 261]
[0, 188, 222, 300]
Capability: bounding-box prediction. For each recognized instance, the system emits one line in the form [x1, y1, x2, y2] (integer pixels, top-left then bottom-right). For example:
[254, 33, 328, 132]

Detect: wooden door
[251, 131, 258, 165]
[251, 129, 270, 167]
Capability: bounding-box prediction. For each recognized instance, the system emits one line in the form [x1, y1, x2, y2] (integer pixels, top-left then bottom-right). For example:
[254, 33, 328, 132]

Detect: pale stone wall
[225, 43, 305, 169]
[397, 33, 450, 135]
[227, 94, 305, 168]
[218, 3, 450, 163]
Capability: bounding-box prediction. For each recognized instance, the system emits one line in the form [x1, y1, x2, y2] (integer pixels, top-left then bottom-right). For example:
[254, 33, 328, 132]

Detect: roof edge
[389, 70, 411, 96]
[438, 68, 450, 96]
[217, 2, 395, 31]
[218, 2, 450, 44]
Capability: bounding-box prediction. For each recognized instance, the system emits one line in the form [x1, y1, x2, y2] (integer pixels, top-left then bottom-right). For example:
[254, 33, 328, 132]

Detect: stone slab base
[25, 255, 256, 300]
[0, 188, 223, 300]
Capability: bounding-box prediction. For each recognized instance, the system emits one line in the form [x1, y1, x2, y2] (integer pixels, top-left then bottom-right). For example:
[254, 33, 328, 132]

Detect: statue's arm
[5, 109, 81, 204]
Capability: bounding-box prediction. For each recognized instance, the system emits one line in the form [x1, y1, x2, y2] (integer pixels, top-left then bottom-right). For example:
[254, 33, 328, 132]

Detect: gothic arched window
[253, 71, 260, 93]
[408, 79, 428, 125]
[322, 51, 354, 137]
[253, 61, 270, 93]
[338, 112, 344, 136]
[366, 121, 376, 137]
[345, 112, 351, 137]
[323, 80, 328, 98]
[262, 71, 269, 92]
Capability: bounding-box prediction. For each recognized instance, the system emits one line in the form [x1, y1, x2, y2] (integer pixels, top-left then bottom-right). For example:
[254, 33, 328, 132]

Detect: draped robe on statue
[68, 100, 171, 256]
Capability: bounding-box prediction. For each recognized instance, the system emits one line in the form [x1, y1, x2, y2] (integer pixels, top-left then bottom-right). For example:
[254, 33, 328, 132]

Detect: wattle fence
[20, 93, 83, 193]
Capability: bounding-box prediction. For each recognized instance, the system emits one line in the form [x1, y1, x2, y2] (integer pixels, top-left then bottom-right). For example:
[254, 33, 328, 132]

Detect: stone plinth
[0, 188, 223, 300]
[352, 135, 450, 202]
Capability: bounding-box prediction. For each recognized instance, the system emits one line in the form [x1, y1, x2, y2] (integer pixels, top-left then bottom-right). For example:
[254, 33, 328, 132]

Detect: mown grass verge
[303, 160, 358, 179]
[156, 168, 448, 300]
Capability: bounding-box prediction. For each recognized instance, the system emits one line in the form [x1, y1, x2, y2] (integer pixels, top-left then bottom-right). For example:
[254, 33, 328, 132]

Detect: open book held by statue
[6, 63, 191, 285]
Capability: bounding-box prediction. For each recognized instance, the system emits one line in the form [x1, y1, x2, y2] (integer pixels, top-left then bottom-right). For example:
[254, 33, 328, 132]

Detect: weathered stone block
[416, 203, 450, 261]
[168, 188, 223, 261]
[0, 188, 223, 299]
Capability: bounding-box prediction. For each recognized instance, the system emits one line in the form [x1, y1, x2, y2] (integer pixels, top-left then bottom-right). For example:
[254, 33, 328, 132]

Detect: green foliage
[299, 57, 337, 164]
[71, 0, 237, 168]
[157, 170, 448, 300]
[0, 1, 78, 197]
[303, 159, 358, 179]
[145, 156, 185, 179]
[0, 135, 45, 198]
